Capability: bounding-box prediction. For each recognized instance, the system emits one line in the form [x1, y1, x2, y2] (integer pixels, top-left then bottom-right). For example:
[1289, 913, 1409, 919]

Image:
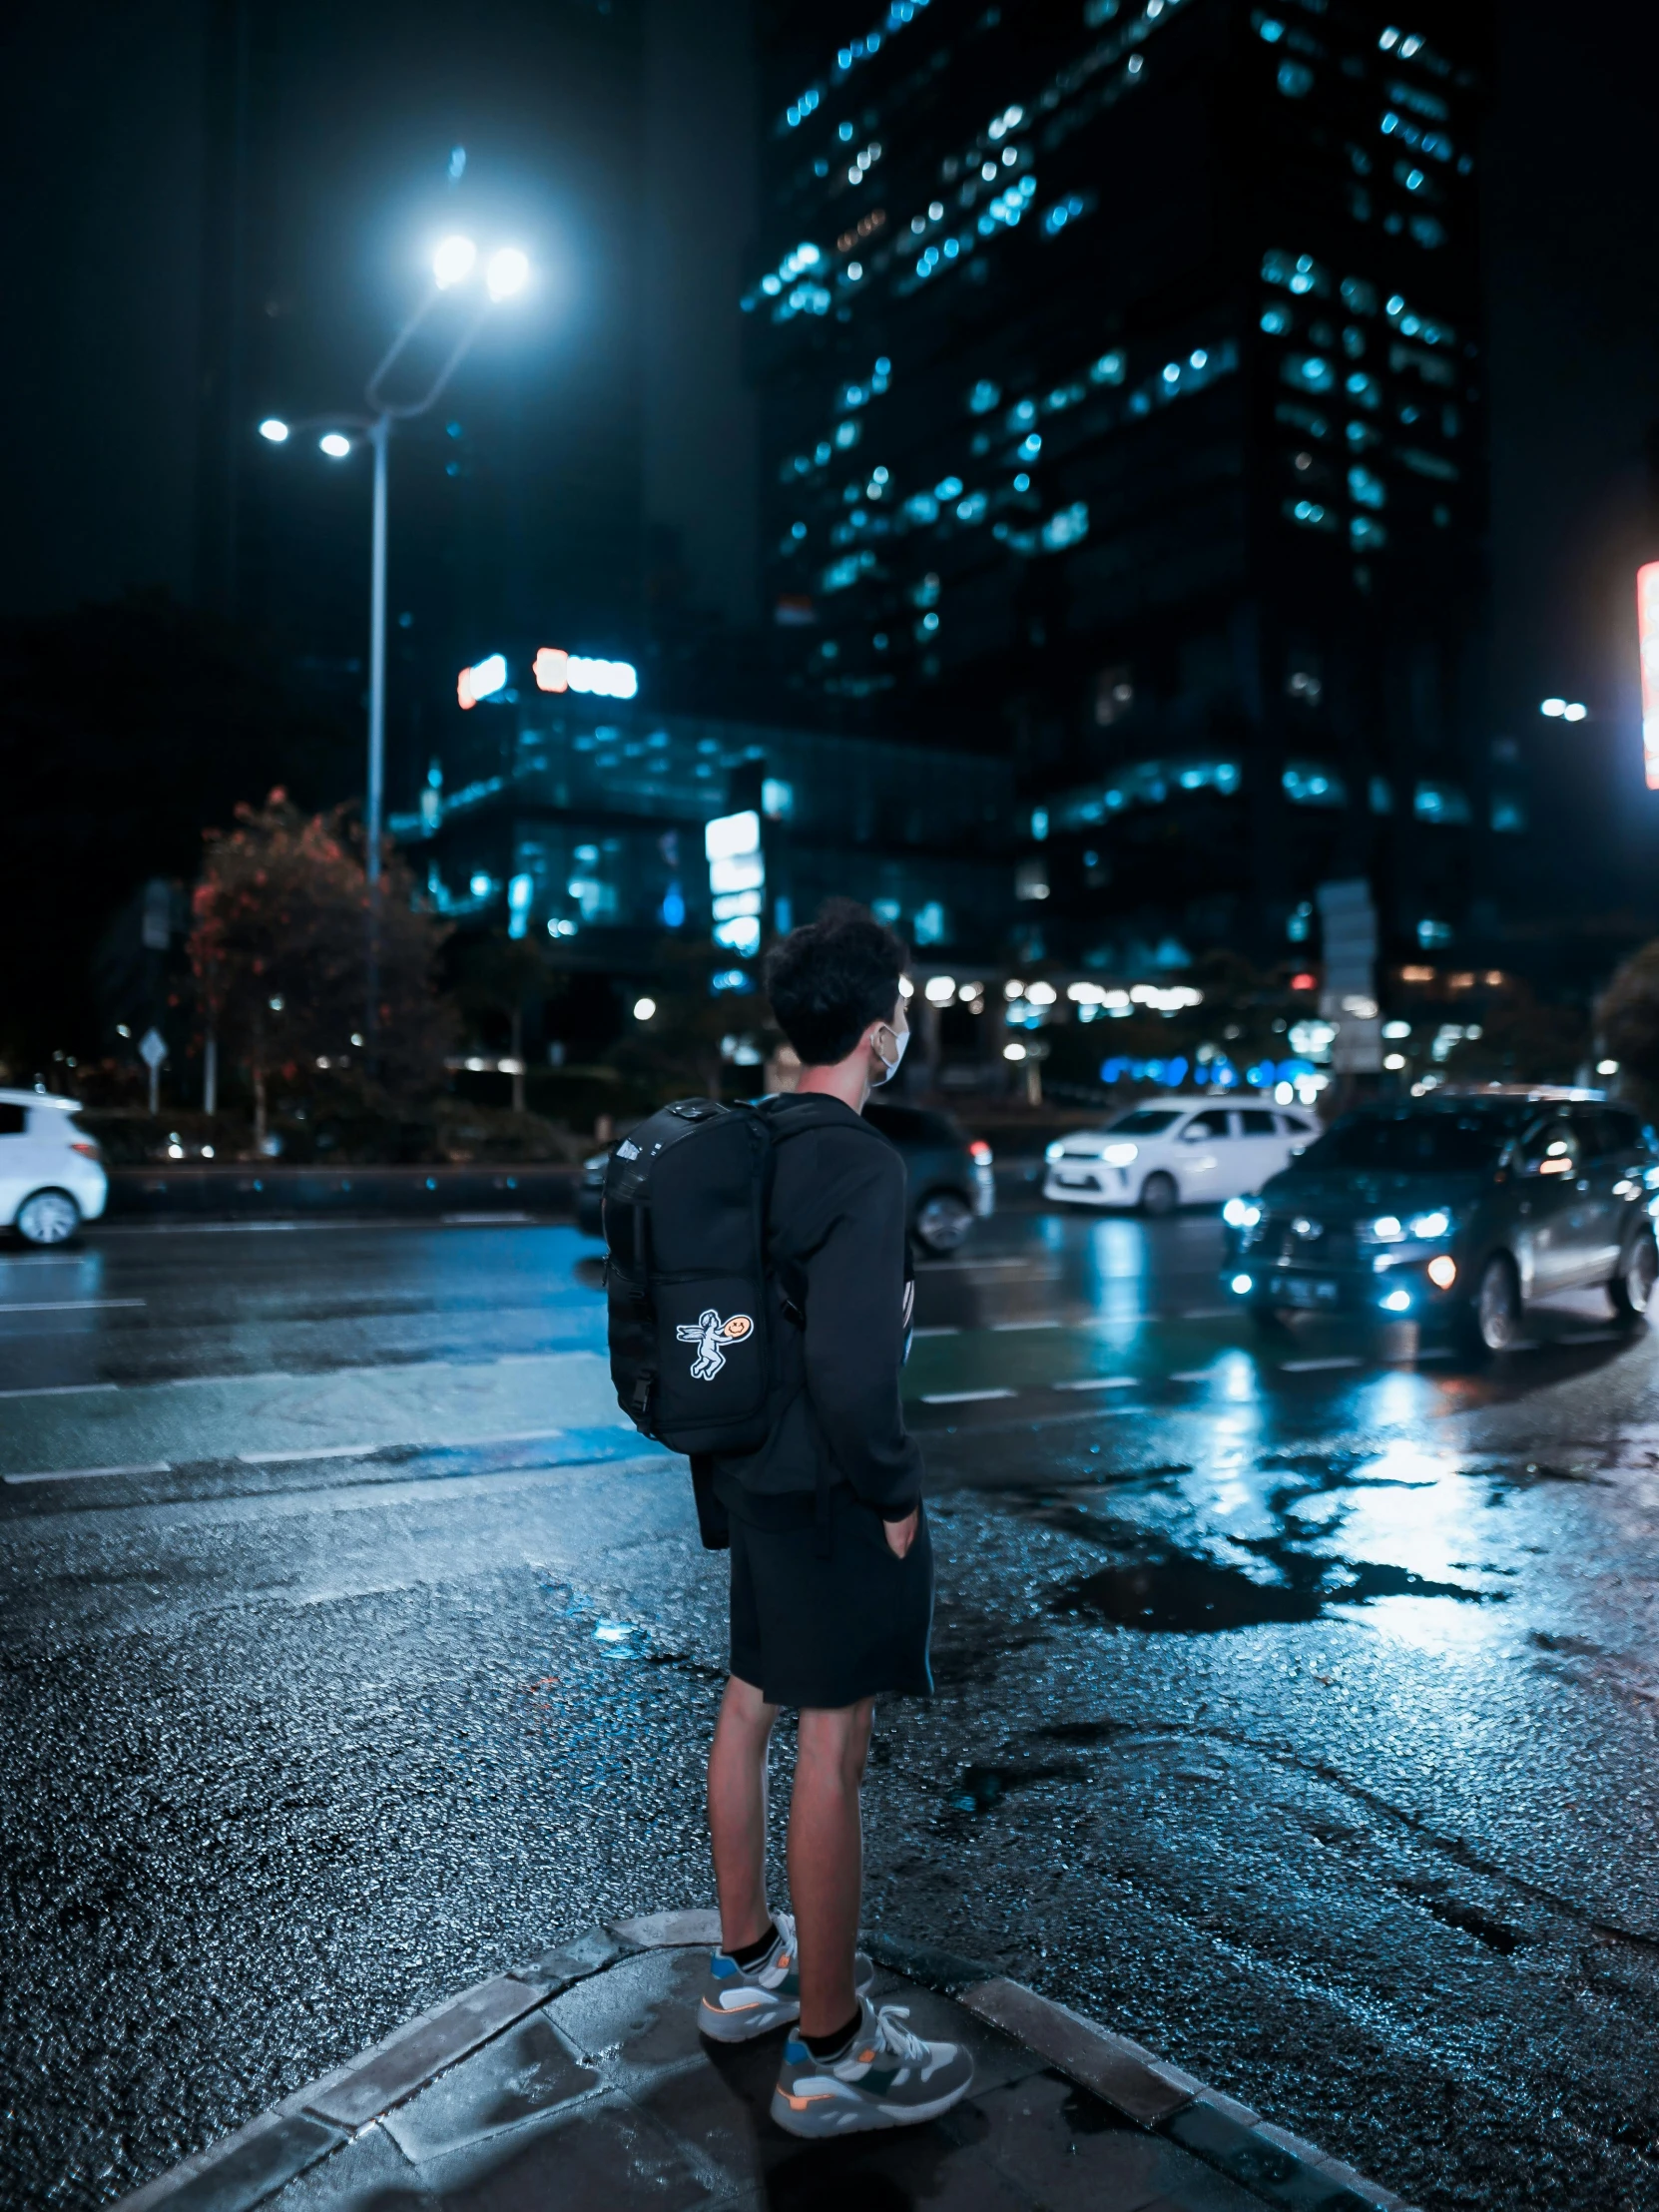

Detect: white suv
[1043, 1096, 1317, 1214]
[0, 1091, 109, 1245]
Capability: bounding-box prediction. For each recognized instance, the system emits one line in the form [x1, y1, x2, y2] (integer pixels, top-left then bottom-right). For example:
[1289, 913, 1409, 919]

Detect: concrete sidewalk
[112, 1914, 1417, 2212]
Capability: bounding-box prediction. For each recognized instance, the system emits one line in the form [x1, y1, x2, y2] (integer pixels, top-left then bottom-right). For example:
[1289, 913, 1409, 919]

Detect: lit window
[1283, 762, 1348, 808]
[1413, 781, 1470, 826]
[1041, 501, 1089, 550]
[1283, 353, 1335, 393]
[1348, 463, 1385, 508]
[1278, 60, 1314, 96]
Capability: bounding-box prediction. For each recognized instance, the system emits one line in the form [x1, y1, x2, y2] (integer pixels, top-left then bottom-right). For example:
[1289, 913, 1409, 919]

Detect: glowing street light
[486, 247, 531, 300]
[1539, 696, 1587, 722]
[432, 234, 478, 289]
[254, 229, 538, 1063]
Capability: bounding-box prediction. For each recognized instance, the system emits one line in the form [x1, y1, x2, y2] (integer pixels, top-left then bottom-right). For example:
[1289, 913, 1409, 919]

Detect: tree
[1596, 939, 1659, 1110]
[451, 934, 563, 1113]
[1440, 987, 1588, 1089]
[189, 791, 452, 1145]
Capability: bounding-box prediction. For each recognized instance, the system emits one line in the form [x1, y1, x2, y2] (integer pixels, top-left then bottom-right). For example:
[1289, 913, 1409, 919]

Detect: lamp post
[258, 237, 532, 1030]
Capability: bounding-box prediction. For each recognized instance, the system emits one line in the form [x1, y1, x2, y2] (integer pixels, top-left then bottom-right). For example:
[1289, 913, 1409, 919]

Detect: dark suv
[575, 1099, 994, 1255]
[1222, 1092, 1659, 1352]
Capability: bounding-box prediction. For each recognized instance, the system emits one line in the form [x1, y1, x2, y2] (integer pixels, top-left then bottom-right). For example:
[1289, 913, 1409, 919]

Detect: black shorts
[726, 1484, 933, 1710]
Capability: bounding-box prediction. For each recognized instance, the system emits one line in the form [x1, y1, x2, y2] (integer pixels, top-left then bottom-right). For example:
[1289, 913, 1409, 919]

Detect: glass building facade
[391, 683, 1017, 972]
[750, 0, 1500, 973]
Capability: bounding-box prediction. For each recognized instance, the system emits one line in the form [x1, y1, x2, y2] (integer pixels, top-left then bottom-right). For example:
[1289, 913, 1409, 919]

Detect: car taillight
[969, 1140, 993, 1165]
[71, 1141, 102, 1161]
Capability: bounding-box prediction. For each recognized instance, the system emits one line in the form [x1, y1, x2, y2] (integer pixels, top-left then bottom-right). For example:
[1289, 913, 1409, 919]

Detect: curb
[108, 1911, 1417, 2212]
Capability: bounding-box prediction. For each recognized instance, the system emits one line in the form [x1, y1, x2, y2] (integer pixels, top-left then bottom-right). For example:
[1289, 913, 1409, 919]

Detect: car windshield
[1107, 1110, 1181, 1136]
[1299, 1110, 1517, 1175]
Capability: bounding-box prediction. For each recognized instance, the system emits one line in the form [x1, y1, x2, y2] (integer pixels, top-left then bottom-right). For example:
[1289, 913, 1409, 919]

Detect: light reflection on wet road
[2, 1203, 1657, 2210]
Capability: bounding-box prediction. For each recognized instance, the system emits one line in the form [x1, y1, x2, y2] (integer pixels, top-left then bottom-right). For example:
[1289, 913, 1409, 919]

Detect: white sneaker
[771, 1995, 974, 2135]
[697, 1914, 874, 2044]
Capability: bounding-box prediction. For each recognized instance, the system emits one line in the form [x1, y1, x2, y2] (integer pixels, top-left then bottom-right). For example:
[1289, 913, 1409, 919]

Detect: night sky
[3, 0, 1656, 910]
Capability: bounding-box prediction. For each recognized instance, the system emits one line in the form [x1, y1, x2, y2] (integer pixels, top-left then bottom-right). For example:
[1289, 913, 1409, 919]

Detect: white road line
[441, 1212, 534, 1225]
[911, 1326, 961, 1339]
[1280, 1356, 1366, 1374]
[238, 1442, 385, 1465]
[0, 1298, 146, 1314]
[4, 1461, 170, 1485]
[431, 1427, 567, 1449]
[1052, 1376, 1139, 1392]
[920, 1387, 1018, 1405]
[0, 1382, 121, 1399]
[1171, 1369, 1218, 1382]
[1180, 1307, 1236, 1320]
[236, 1427, 571, 1468]
[991, 1319, 1063, 1332]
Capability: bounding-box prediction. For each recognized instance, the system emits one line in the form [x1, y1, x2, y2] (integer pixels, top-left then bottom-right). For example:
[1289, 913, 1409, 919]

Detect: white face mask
[870, 1021, 909, 1084]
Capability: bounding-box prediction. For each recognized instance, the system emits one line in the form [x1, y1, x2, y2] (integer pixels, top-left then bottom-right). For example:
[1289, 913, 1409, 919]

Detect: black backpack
[603, 1093, 879, 1455]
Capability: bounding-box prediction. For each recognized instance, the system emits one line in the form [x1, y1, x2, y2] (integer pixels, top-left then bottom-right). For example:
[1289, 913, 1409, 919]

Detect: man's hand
[883, 1506, 919, 1559]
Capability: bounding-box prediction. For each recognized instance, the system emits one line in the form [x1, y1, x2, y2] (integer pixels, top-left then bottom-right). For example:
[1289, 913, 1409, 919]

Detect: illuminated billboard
[705, 810, 763, 958]
[1639, 563, 1659, 792]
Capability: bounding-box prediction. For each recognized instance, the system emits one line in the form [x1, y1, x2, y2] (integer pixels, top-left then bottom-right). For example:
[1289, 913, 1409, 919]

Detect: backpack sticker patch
[676, 1309, 755, 1381]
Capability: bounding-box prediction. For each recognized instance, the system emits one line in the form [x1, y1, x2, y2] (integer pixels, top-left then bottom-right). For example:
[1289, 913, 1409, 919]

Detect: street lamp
[256, 233, 532, 1038]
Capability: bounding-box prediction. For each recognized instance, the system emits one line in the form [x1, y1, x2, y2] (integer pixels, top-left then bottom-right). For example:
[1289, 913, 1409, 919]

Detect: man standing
[695, 902, 974, 2136]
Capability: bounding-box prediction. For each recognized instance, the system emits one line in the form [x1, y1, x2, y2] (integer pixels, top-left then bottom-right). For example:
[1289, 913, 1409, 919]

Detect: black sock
[803, 2008, 862, 2060]
[728, 1922, 779, 1970]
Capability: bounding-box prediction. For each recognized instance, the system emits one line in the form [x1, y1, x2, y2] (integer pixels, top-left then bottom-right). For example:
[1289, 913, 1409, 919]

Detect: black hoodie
[708, 1092, 921, 1528]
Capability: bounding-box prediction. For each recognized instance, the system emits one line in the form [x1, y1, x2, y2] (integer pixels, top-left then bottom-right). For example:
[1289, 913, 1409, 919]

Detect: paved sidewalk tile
[115, 1936, 1413, 2212]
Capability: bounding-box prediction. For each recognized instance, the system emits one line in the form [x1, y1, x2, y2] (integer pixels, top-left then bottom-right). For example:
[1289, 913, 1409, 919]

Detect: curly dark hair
[764, 899, 909, 1066]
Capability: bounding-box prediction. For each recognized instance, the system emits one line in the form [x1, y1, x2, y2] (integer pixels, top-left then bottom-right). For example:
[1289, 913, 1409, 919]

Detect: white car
[1042, 1096, 1317, 1214]
[0, 1091, 109, 1245]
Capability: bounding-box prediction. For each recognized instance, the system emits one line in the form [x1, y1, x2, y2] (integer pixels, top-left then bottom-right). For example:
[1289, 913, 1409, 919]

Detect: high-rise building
[749, 0, 1499, 977]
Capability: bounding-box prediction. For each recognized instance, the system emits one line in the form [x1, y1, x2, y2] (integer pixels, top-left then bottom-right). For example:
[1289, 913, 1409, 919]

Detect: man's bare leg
[788, 1698, 874, 2036]
[708, 1674, 779, 1953]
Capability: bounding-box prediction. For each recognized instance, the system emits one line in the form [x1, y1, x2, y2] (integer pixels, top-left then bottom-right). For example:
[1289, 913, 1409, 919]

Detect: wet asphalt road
[2, 1200, 1658, 2212]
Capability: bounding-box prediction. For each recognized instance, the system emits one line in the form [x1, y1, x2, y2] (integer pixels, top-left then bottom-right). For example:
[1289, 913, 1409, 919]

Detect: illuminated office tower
[750, 0, 1498, 970]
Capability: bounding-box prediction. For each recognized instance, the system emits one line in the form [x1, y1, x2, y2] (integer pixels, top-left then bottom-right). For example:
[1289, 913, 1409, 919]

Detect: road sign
[139, 1027, 168, 1117]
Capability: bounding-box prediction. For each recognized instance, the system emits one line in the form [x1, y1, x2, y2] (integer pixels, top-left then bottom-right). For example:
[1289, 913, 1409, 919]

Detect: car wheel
[1609, 1233, 1658, 1324]
[1249, 1303, 1293, 1336]
[913, 1190, 974, 1254]
[1458, 1252, 1520, 1356]
[16, 1189, 81, 1247]
[1140, 1172, 1178, 1217]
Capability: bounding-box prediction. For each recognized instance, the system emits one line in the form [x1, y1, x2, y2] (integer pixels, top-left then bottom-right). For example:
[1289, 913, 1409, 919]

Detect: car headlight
[1045, 1140, 1066, 1163]
[1222, 1197, 1261, 1229]
[1102, 1142, 1138, 1166]
[1361, 1215, 1405, 1244]
[1407, 1209, 1453, 1240]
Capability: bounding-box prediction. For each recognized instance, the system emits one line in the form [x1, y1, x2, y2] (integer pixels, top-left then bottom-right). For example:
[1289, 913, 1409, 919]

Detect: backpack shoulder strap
[755, 1092, 889, 1148]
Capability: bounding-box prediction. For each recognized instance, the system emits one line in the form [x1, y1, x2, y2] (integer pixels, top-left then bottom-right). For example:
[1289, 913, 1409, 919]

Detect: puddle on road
[1052, 1547, 1496, 1633]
